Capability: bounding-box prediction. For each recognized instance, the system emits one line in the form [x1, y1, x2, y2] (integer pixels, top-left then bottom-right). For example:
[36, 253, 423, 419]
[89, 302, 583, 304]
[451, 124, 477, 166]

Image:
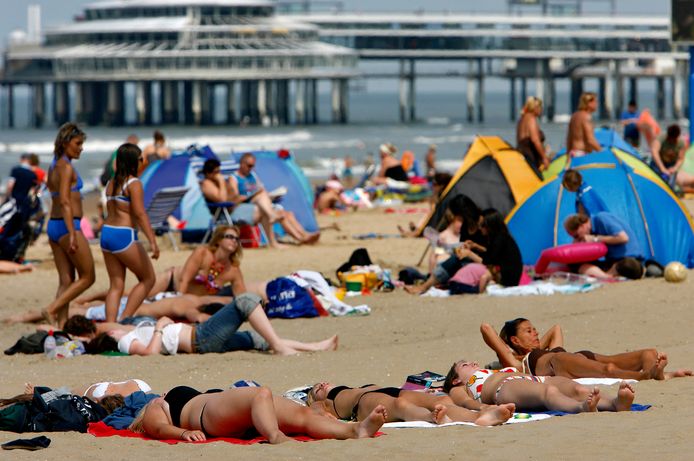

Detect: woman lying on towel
[129, 386, 385, 443]
[307, 382, 515, 426]
[19, 380, 150, 404]
[78, 294, 337, 357]
[481, 318, 692, 381]
[443, 359, 635, 413]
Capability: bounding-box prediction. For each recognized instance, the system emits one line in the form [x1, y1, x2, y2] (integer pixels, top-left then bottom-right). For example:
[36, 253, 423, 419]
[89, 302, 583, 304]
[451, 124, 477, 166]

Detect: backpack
[264, 277, 320, 319]
[27, 386, 107, 433]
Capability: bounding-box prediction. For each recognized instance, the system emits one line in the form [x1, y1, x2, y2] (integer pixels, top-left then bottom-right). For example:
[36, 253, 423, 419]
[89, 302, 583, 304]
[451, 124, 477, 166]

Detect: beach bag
[27, 387, 107, 433]
[264, 277, 319, 318]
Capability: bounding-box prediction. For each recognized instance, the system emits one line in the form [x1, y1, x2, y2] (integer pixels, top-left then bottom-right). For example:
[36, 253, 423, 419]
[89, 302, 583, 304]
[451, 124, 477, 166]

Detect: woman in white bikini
[443, 359, 636, 414]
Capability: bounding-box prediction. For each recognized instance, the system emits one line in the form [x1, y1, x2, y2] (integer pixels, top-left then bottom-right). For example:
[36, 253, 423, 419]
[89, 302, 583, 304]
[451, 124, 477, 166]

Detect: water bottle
[43, 331, 57, 357]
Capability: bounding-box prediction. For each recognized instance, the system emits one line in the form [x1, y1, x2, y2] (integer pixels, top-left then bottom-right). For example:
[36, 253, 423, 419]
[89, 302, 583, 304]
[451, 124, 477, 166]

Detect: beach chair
[145, 186, 189, 251]
[202, 201, 236, 243]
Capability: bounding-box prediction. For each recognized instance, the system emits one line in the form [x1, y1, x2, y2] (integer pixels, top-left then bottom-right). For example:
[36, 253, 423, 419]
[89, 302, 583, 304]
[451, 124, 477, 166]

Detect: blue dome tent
[507, 148, 694, 268]
[140, 147, 318, 242]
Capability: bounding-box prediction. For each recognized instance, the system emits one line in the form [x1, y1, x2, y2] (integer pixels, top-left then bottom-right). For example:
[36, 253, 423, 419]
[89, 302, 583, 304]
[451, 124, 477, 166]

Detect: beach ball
[664, 262, 687, 283]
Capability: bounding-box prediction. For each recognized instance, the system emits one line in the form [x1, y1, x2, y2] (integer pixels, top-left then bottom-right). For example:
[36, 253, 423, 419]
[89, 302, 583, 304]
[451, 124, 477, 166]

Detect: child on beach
[561, 169, 608, 216]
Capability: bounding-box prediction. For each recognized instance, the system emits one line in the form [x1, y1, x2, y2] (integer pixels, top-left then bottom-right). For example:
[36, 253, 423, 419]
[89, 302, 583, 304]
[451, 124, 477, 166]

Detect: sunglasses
[223, 234, 240, 241]
[244, 163, 255, 168]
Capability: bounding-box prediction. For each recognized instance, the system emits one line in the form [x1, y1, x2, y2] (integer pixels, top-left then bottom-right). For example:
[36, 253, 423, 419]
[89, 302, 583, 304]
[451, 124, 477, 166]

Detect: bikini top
[105, 177, 139, 203]
[83, 379, 152, 400]
[193, 260, 228, 294]
[164, 386, 222, 427]
[49, 156, 83, 197]
[466, 367, 517, 402]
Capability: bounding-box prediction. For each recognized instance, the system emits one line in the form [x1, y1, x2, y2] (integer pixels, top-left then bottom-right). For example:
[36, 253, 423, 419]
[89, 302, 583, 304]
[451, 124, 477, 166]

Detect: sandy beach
[1, 200, 693, 460]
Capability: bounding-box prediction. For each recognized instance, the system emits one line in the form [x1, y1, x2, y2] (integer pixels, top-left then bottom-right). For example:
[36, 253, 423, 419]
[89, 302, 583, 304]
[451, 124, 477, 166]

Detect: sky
[0, 0, 669, 51]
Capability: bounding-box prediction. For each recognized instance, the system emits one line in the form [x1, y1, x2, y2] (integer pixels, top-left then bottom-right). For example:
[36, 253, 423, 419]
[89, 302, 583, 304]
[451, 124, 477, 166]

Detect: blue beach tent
[141, 147, 318, 241]
[506, 148, 694, 268]
[231, 149, 318, 233]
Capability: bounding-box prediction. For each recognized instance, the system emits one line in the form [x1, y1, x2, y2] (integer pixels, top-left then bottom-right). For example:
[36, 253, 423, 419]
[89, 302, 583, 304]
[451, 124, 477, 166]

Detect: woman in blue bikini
[43, 123, 96, 328]
[101, 143, 159, 322]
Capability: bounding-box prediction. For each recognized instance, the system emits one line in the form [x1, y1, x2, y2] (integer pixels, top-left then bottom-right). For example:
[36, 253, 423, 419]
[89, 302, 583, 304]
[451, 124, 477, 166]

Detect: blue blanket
[102, 391, 160, 430]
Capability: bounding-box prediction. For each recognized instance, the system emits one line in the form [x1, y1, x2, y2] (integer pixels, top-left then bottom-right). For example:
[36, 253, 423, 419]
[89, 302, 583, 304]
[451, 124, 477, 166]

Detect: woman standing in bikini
[101, 143, 159, 322]
[307, 382, 514, 426]
[443, 359, 635, 414]
[43, 123, 95, 328]
[481, 318, 692, 380]
[130, 385, 386, 443]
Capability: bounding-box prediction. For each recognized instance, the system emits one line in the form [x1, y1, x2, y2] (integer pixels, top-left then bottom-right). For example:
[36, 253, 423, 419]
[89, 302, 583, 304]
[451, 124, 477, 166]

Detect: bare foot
[356, 404, 386, 438]
[650, 353, 669, 380]
[404, 284, 426, 295]
[312, 335, 339, 352]
[614, 381, 635, 411]
[433, 404, 452, 424]
[582, 387, 600, 412]
[475, 403, 515, 426]
[303, 232, 321, 245]
[269, 242, 289, 250]
[664, 369, 693, 379]
[40, 309, 60, 329]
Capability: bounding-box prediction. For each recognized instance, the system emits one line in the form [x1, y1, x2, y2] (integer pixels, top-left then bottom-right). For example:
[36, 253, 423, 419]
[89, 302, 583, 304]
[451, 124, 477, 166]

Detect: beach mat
[88, 421, 316, 445]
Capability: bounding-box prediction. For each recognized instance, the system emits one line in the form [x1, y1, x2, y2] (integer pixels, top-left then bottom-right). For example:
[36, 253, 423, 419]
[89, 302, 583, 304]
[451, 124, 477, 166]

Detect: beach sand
[1, 200, 693, 460]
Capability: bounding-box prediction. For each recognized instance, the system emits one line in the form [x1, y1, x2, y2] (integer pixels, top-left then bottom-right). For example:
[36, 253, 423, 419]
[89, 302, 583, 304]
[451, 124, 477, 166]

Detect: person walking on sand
[101, 143, 159, 322]
[566, 92, 601, 157]
[42, 123, 95, 328]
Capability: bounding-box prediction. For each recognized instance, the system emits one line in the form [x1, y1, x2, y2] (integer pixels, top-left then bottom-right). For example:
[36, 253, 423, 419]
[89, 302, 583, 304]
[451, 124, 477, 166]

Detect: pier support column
[546, 78, 556, 121]
[277, 80, 289, 124]
[614, 61, 624, 119]
[510, 77, 517, 121]
[295, 79, 305, 125]
[199, 82, 212, 125]
[521, 78, 527, 106]
[182, 81, 194, 125]
[408, 59, 416, 122]
[74, 82, 86, 125]
[303, 79, 311, 124]
[598, 77, 608, 120]
[477, 58, 484, 123]
[673, 61, 684, 119]
[656, 77, 666, 120]
[6, 84, 14, 128]
[248, 80, 259, 125]
[604, 62, 614, 120]
[629, 77, 637, 105]
[257, 80, 268, 126]
[570, 78, 584, 113]
[105, 81, 125, 126]
[191, 81, 202, 126]
[239, 81, 250, 125]
[339, 78, 348, 124]
[32, 83, 46, 128]
[535, 60, 545, 107]
[54, 82, 69, 126]
[331, 78, 341, 123]
[226, 81, 237, 125]
[135, 81, 152, 125]
[161, 81, 178, 124]
[268, 80, 278, 126]
[311, 79, 319, 125]
[466, 61, 476, 123]
[399, 63, 408, 123]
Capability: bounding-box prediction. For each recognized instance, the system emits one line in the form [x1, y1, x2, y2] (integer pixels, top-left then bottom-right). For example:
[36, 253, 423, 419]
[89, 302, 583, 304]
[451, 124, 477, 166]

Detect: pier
[0, 0, 688, 127]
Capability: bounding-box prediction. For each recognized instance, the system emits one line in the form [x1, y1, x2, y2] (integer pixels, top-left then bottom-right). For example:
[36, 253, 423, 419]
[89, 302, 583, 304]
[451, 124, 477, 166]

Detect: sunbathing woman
[443, 359, 635, 414]
[151, 224, 246, 297]
[22, 379, 152, 403]
[43, 122, 96, 327]
[130, 385, 386, 443]
[101, 143, 159, 322]
[81, 293, 338, 356]
[481, 318, 692, 380]
[307, 382, 515, 426]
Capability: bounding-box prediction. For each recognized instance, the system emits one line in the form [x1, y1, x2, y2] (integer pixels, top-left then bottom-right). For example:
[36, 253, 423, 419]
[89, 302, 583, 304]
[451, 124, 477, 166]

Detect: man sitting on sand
[566, 92, 601, 157]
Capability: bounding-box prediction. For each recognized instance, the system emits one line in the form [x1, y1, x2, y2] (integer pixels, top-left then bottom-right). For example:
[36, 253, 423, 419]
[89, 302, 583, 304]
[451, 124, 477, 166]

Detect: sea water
[0, 87, 674, 187]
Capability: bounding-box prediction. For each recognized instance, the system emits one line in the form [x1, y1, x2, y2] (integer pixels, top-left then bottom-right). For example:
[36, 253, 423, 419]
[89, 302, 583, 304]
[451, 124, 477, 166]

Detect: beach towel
[88, 421, 316, 444]
[486, 281, 601, 297]
[290, 270, 371, 316]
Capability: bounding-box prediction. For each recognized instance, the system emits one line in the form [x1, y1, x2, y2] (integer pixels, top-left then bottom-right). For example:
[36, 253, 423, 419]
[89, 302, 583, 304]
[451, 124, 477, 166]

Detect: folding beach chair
[202, 201, 236, 244]
[145, 186, 189, 251]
